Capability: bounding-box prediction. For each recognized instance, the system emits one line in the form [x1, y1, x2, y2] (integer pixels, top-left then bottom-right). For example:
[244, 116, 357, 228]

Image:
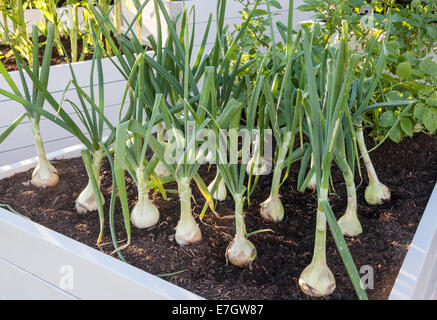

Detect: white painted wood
[390, 183, 437, 300]
[0, 256, 77, 300]
[0, 207, 203, 300]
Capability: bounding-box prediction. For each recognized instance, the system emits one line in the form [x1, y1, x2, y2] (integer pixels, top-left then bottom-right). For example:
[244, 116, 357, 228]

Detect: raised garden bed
[389, 181, 437, 299]
[0, 132, 435, 300]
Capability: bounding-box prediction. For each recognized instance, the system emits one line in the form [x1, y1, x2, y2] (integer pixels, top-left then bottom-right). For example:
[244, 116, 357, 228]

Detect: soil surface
[0, 133, 436, 300]
[1, 33, 153, 72]
[0, 36, 94, 72]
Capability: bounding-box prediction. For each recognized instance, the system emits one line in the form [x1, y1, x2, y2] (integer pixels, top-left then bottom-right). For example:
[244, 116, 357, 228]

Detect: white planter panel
[390, 183, 437, 300]
[0, 208, 202, 300]
[0, 256, 77, 300]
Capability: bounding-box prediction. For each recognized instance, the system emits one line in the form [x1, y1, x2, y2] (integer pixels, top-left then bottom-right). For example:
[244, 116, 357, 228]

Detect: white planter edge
[0, 144, 203, 300]
[389, 182, 437, 300]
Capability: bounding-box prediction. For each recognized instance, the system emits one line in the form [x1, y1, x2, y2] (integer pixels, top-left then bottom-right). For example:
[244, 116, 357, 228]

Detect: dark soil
[1, 33, 153, 72]
[0, 35, 95, 72]
[0, 133, 436, 300]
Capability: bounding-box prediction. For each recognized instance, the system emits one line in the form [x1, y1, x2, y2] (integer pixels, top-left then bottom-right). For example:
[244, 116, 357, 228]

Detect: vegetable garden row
[0, 0, 436, 300]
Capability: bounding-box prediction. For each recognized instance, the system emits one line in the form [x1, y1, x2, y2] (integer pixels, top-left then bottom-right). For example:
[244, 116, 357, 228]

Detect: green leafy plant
[299, 0, 437, 139]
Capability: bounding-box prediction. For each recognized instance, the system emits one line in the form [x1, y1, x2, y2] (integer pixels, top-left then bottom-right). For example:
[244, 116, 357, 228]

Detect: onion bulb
[226, 236, 257, 268]
[75, 149, 104, 214]
[306, 154, 316, 191]
[131, 166, 160, 229]
[175, 177, 202, 245]
[207, 172, 227, 201]
[299, 259, 336, 297]
[365, 181, 391, 205]
[31, 160, 59, 188]
[260, 195, 284, 222]
[299, 187, 335, 297]
[30, 121, 59, 188]
[356, 125, 391, 205]
[226, 194, 257, 267]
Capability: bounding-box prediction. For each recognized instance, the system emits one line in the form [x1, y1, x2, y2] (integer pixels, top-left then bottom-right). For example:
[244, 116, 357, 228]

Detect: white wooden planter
[389, 182, 437, 300]
[1, 143, 436, 299]
[0, 145, 203, 300]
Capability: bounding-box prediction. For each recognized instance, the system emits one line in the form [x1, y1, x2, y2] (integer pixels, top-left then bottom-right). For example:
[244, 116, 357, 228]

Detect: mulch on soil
[0, 133, 436, 300]
[0, 36, 94, 72]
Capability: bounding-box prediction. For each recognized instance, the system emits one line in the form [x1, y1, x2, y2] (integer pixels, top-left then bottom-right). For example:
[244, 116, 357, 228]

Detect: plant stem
[179, 176, 192, 223]
[356, 123, 379, 184]
[157, 122, 165, 142]
[14, 0, 30, 62]
[91, 149, 103, 186]
[234, 193, 246, 241]
[312, 186, 328, 267]
[31, 120, 49, 166]
[270, 133, 291, 197]
[338, 157, 357, 214]
[137, 166, 148, 204]
[68, 1, 78, 62]
[115, 0, 122, 33]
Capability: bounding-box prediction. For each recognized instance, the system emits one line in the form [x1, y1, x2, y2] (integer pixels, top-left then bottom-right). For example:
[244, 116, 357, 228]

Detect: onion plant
[354, 38, 391, 205]
[113, 55, 173, 230]
[221, 106, 258, 268]
[89, 0, 261, 206]
[206, 95, 258, 267]
[114, 93, 164, 234]
[334, 122, 362, 237]
[298, 22, 367, 299]
[0, 24, 59, 188]
[257, 30, 304, 222]
[93, 1, 209, 246]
